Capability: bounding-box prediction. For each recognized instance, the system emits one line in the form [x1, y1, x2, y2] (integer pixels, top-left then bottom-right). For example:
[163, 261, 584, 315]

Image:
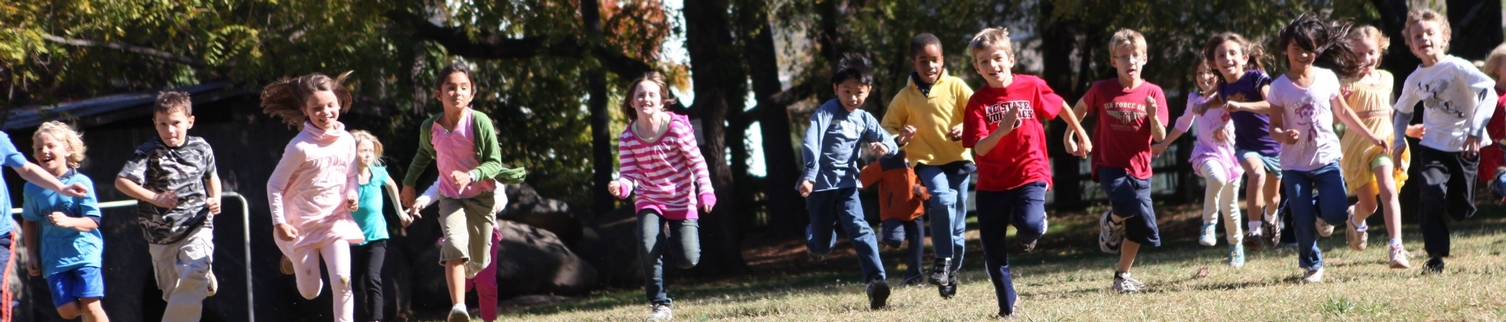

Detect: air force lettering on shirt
[985, 100, 1033, 125]
[1103, 101, 1148, 130]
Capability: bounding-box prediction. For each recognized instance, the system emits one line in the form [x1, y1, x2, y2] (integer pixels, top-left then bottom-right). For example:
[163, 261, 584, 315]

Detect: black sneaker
[866, 280, 890, 309]
[938, 271, 959, 299]
[929, 258, 951, 286]
[1425, 257, 1445, 274]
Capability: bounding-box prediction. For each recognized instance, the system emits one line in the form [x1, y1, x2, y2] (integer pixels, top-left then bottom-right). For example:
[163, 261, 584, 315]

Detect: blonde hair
[32, 121, 86, 169]
[259, 71, 354, 127]
[1349, 25, 1391, 66]
[1403, 9, 1451, 50]
[968, 27, 1014, 60]
[620, 72, 677, 121]
[350, 130, 384, 166]
[1483, 43, 1506, 81]
[1108, 29, 1148, 58]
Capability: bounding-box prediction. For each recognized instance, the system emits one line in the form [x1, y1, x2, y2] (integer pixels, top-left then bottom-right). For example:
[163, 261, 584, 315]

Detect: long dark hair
[1278, 13, 1362, 79]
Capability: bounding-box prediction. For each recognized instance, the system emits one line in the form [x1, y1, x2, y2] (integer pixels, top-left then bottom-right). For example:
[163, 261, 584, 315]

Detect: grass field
[466, 201, 1506, 321]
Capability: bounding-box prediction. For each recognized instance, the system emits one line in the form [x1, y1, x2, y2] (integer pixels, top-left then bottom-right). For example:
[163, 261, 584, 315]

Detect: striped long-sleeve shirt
[614, 112, 715, 220]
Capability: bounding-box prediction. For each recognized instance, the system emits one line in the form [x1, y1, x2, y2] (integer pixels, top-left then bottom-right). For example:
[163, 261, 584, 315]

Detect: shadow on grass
[493, 201, 1506, 318]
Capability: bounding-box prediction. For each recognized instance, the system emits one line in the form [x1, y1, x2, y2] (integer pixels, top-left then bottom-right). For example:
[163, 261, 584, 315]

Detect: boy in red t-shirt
[1067, 29, 1170, 294]
[962, 27, 1091, 317]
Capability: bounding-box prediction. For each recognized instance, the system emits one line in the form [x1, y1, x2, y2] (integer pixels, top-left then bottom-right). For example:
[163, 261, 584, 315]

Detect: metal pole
[223, 191, 253, 322]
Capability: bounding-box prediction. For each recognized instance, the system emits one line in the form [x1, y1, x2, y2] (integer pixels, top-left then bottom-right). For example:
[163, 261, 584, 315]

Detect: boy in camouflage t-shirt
[115, 91, 222, 322]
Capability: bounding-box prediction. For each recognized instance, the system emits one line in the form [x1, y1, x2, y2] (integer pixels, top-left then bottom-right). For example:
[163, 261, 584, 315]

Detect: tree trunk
[581, 0, 615, 216]
[1040, 1, 1085, 211]
[739, 0, 811, 237]
[683, 0, 750, 274]
[1446, 0, 1503, 61]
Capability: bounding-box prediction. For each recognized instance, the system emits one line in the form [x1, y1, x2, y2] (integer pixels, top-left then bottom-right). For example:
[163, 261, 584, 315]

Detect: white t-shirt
[1270, 67, 1343, 172]
[1393, 56, 1499, 152]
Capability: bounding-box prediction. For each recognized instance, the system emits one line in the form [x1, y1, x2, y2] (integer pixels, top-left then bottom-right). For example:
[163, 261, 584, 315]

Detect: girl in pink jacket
[261, 71, 366, 322]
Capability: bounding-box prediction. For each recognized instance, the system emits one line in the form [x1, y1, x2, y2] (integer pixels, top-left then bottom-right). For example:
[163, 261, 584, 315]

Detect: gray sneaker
[1098, 210, 1125, 254]
[447, 303, 469, 322]
[1301, 268, 1324, 283]
[648, 303, 673, 321]
[1111, 272, 1144, 293]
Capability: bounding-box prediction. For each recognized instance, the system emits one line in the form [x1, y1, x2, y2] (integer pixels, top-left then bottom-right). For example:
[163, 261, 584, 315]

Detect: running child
[799, 53, 897, 308]
[261, 71, 366, 321]
[610, 72, 715, 320]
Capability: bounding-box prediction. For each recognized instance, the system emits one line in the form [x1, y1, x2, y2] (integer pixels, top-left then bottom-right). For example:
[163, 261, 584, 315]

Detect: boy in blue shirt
[0, 129, 88, 320]
[22, 121, 106, 321]
[798, 53, 899, 310]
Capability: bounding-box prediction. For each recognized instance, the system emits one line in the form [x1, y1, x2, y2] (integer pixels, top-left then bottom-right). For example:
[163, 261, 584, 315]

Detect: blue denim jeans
[976, 182, 1048, 316]
[1281, 161, 1349, 270]
[806, 188, 886, 282]
[636, 210, 700, 305]
[915, 165, 971, 270]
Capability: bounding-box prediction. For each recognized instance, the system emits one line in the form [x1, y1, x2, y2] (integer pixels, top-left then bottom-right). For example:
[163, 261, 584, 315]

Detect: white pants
[1200, 160, 1243, 244]
[149, 226, 214, 322]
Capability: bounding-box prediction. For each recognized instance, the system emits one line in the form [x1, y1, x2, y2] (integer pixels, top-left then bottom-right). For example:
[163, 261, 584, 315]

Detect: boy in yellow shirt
[881, 33, 975, 299]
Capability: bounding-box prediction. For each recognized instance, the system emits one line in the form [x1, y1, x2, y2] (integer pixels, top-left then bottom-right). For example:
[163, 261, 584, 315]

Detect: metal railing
[10, 191, 254, 322]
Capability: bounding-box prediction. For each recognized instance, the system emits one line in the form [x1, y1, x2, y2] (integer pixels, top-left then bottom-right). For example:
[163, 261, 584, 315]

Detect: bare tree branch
[41, 34, 207, 68]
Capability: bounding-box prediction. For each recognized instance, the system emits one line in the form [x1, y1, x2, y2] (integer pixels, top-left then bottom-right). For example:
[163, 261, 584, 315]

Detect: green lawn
[474, 202, 1506, 321]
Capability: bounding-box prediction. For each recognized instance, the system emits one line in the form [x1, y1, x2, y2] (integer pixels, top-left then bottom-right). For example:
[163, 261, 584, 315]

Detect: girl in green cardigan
[400, 62, 526, 322]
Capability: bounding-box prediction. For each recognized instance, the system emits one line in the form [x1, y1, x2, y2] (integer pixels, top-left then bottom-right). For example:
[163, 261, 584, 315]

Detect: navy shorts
[47, 266, 104, 307]
[1098, 167, 1161, 247]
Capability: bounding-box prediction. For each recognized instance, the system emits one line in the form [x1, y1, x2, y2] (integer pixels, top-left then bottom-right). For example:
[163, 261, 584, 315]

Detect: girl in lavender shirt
[1154, 57, 1246, 267]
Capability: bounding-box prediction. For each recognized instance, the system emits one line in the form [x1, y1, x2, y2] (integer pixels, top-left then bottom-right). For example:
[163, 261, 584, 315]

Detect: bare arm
[23, 220, 38, 276]
[1058, 101, 1093, 158]
[18, 163, 85, 197]
[1332, 97, 1388, 152]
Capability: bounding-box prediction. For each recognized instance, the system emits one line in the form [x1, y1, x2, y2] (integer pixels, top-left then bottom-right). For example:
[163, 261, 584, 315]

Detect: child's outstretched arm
[1333, 96, 1389, 152]
[51, 179, 102, 232]
[861, 113, 899, 157]
[1226, 84, 1275, 114]
[18, 163, 87, 197]
[402, 118, 439, 210]
[1058, 101, 1092, 158]
[383, 178, 414, 227]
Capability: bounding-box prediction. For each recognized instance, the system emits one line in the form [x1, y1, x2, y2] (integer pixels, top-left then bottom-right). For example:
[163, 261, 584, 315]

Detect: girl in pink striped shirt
[607, 72, 715, 321]
[260, 71, 366, 322]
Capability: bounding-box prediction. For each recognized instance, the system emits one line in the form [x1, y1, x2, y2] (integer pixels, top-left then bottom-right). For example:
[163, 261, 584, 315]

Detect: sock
[1248, 221, 1262, 233]
[1390, 238, 1402, 247]
[1351, 216, 1368, 231]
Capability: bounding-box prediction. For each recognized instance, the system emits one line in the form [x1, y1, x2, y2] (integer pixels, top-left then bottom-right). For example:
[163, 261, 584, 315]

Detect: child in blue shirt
[22, 121, 106, 321]
[798, 53, 898, 310]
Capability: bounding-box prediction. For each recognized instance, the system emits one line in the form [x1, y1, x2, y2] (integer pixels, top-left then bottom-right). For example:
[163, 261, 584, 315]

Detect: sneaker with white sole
[647, 303, 673, 321]
[1198, 222, 1217, 246]
[1111, 272, 1144, 293]
[447, 303, 470, 322]
[1264, 206, 1284, 246]
[1389, 245, 1412, 269]
[1098, 210, 1125, 254]
[1229, 243, 1246, 268]
[928, 257, 951, 287]
[1316, 218, 1335, 237]
[1301, 268, 1324, 283]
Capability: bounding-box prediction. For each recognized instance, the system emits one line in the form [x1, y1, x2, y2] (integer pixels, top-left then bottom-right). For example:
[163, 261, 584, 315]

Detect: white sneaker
[648, 303, 673, 321]
[447, 303, 470, 322]
[1111, 273, 1144, 293]
[1316, 218, 1335, 237]
[1301, 268, 1324, 283]
[1389, 245, 1412, 269]
[1198, 222, 1217, 246]
[1098, 210, 1125, 254]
